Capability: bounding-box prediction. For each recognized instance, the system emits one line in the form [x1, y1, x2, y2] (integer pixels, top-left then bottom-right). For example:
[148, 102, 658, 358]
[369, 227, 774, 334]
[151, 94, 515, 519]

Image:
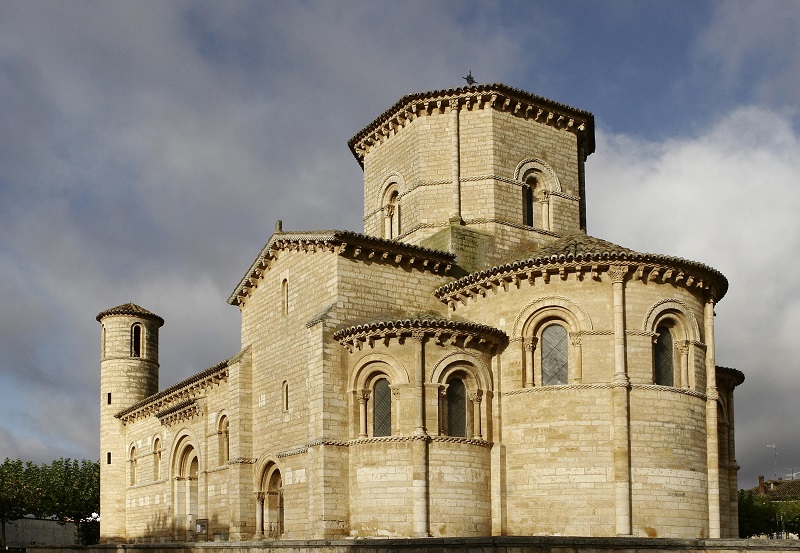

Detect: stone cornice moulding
[334, 318, 507, 355]
[436, 258, 727, 311]
[116, 353, 240, 424]
[229, 230, 455, 307]
[348, 83, 595, 167]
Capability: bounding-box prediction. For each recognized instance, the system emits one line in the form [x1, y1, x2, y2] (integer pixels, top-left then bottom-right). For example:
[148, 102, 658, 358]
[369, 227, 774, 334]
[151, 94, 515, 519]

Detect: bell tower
[349, 83, 595, 273]
[97, 303, 163, 542]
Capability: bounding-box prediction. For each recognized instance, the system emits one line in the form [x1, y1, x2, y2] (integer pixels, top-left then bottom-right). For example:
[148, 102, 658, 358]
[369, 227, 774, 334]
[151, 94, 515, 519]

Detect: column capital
[608, 264, 628, 283]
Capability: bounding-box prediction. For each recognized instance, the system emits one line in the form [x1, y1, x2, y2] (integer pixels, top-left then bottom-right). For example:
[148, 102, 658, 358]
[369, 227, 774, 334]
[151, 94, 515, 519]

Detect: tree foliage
[739, 489, 800, 538]
[0, 458, 100, 547]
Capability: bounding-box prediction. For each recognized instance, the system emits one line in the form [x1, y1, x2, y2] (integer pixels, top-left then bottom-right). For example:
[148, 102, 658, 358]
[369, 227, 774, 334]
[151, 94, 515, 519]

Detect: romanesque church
[98, 83, 743, 542]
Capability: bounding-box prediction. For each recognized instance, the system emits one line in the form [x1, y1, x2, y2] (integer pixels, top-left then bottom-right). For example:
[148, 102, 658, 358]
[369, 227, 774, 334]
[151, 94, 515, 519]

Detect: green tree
[739, 489, 779, 537]
[40, 459, 100, 545]
[0, 458, 44, 548]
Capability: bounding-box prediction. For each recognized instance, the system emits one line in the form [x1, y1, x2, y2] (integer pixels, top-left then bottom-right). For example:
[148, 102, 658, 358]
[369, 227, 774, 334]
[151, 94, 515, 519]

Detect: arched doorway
[256, 464, 284, 538]
[174, 442, 199, 541]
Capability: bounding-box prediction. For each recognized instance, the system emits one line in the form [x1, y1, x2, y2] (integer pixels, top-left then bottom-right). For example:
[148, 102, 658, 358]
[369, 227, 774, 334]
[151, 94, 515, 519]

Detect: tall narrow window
[446, 377, 467, 437]
[281, 279, 288, 316]
[153, 438, 161, 481]
[372, 378, 392, 437]
[654, 325, 674, 386]
[129, 446, 137, 486]
[218, 416, 230, 465]
[131, 324, 142, 358]
[523, 185, 535, 226]
[282, 381, 289, 412]
[541, 324, 568, 385]
[107, 452, 111, 465]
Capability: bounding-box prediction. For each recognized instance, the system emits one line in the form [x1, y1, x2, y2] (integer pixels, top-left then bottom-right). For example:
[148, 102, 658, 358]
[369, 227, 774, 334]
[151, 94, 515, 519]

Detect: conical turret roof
[96, 302, 164, 326]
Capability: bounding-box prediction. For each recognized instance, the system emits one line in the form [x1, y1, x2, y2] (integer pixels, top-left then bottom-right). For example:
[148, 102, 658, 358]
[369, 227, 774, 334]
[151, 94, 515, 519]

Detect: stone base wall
[29, 536, 800, 553]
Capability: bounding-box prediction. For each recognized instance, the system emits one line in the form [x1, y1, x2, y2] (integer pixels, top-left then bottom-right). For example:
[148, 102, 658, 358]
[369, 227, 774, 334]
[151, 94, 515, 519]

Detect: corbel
[525, 105, 533, 118]
[514, 101, 522, 114]
[490, 94, 497, 108]
[502, 97, 511, 111]
[591, 264, 601, 280]
[559, 267, 567, 280]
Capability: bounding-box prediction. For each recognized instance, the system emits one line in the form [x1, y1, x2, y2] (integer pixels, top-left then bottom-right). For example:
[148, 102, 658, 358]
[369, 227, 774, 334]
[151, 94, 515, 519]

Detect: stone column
[411, 331, 430, 537]
[678, 342, 690, 389]
[253, 492, 264, 539]
[470, 391, 483, 439]
[525, 338, 537, 388]
[727, 387, 739, 538]
[609, 265, 632, 536]
[358, 391, 369, 438]
[450, 100, 462, 224]
[570, 332, 583, 384]
[705, 297, 721, 538]
[540, 192, 550, 231]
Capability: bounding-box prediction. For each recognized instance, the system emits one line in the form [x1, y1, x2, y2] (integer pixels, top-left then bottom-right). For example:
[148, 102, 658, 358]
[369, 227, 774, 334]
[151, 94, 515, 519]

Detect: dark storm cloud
[0, 0, 798, 488]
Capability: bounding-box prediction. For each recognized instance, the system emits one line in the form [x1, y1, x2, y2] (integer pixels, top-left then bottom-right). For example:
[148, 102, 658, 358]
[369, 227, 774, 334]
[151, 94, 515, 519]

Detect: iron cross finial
[463, 71, 477, 86]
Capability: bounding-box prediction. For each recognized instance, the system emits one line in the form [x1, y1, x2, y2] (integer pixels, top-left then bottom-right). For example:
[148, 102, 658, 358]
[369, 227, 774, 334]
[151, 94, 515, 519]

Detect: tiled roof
[96, 302, 164, 326]
[348, 82, 596, 165]
[436, 233, 729, 300]
[333, 315, 507, 343]
[229, 230, 455, 306]
[766, 479, 800, 501]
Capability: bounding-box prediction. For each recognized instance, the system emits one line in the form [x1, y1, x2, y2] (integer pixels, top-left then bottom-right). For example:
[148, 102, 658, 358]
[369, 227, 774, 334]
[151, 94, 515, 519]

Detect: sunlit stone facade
[98, 84, 743, 543]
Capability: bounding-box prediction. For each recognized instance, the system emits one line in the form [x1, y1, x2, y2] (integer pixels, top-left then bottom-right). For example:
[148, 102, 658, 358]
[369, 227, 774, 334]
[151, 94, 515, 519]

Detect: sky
[0, 0, 798, 489]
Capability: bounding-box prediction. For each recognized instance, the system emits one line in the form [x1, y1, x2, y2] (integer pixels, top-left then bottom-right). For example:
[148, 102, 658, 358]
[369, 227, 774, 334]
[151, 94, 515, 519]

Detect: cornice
[333, 317, 507, 354]
[228, 230, 454, 307]
[348, 83, 595, 167]
[435, 248, 728, 310]
[155, 399, 201, 427]
[116, 353, 239, 424]
[716, 365, 745, 387]
[97, 302, 164, 327]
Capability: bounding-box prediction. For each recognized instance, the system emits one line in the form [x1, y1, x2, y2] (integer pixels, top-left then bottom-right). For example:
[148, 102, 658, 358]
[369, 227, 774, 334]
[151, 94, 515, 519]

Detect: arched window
[654, 325, 674, 386]
[541, 323, 568, 385]
[153, 438, 161, 481]
[281, 279, 288, 316]
[131, 324, 143, 358]
[282, 381, 289, 412]
[445, 377, 467, 437]
[522, 184, 535, 227]
[217, 415, 230, 465]
[372, 377, 392, 437]
[382, 187, 400, 239]
[129, 446, 137, 486]
[218, 416, 230, 465]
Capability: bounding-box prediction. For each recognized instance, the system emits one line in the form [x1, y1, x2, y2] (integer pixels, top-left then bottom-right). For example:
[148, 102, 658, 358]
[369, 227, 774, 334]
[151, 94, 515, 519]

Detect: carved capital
[608, 265, 628, 283]
[677, 342, 690, 355]
[569, 332, 582, 347]
[358, 391, 370, 404]
[254, 491, 265, 501]
[468, 390, 483, 403]
[411, 329, 427, 342]
[525, 337, 538, 351]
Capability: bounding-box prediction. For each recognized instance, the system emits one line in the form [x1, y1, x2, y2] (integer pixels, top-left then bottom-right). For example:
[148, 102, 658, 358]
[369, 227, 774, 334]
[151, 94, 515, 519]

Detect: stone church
[98, 83, 743, 543]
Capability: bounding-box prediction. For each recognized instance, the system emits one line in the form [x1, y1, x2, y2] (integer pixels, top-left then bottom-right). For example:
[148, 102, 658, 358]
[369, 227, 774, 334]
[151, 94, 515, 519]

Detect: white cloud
[589, 105, 800, 486]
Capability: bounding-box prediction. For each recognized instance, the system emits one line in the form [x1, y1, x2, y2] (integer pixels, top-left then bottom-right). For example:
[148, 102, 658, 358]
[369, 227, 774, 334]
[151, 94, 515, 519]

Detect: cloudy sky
[1, 0, 798, 489]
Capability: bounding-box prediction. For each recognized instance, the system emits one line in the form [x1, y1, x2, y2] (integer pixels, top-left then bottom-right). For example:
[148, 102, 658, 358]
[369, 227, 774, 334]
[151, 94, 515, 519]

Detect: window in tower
[131, 324, 143, 358]
[523, 184, 535, 227]
[654, 325, 675, 386]
[281, 279, 288, 316]
[382, 187, 401, 239]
